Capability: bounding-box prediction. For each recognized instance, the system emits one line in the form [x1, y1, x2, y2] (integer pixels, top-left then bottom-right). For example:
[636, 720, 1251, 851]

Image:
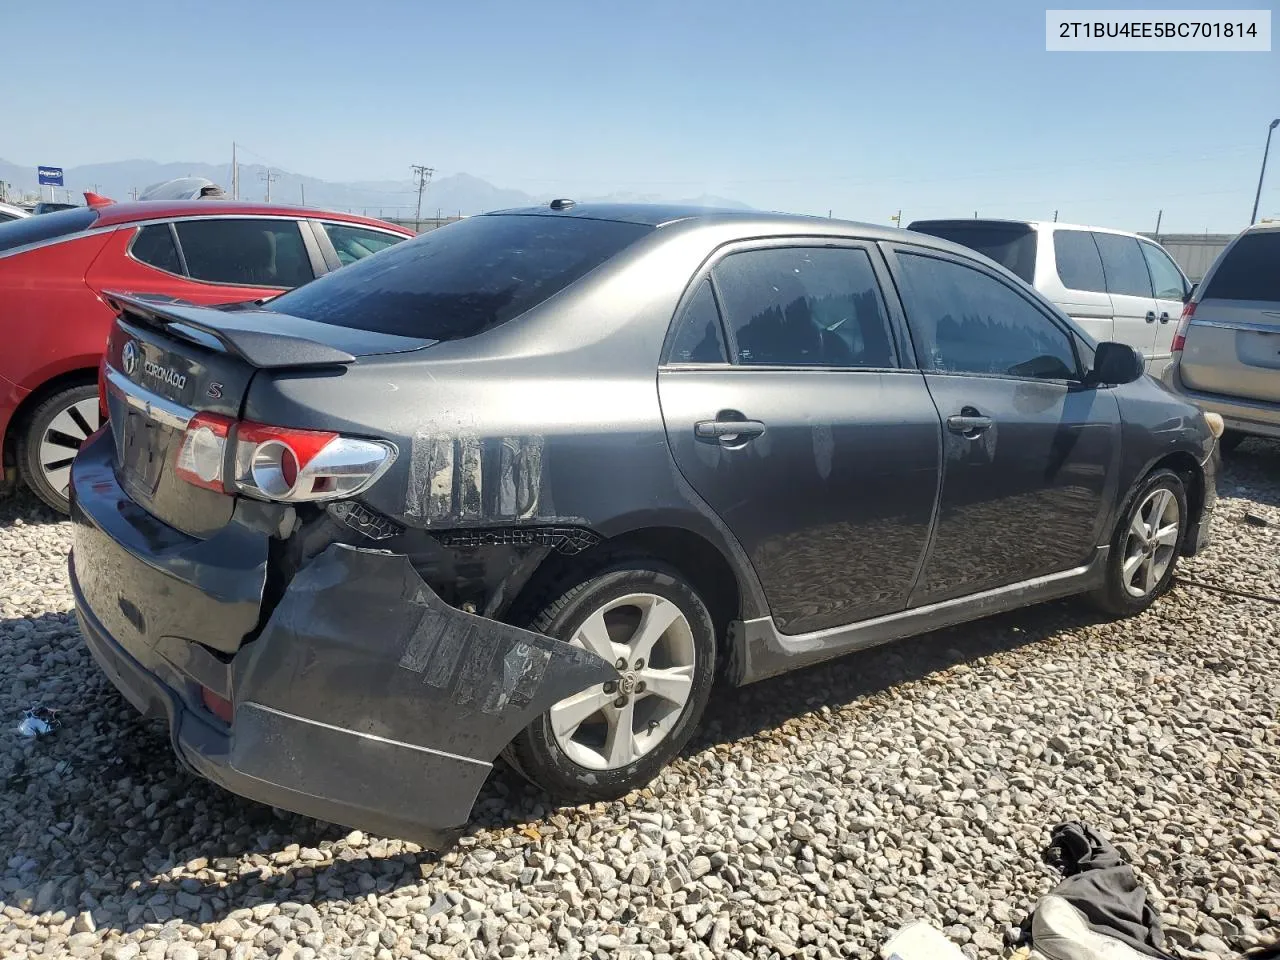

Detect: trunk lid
[1179, 300, 1280, 403]
[101, 293, 432, 537]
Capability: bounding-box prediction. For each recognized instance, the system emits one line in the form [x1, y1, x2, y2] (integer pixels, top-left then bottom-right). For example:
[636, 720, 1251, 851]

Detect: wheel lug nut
[615, 658, 627, 670]
[614, 696, 628, 708]
[634, 658, 645, 669]
[603, 681, 617, 694]
[636, 681, 646, 693]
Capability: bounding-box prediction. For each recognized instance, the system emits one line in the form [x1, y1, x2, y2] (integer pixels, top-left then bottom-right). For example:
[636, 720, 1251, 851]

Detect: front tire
[17, 383, 103, 514]
[506, 562, 716, 803]
[1088, 468, 1188, 617]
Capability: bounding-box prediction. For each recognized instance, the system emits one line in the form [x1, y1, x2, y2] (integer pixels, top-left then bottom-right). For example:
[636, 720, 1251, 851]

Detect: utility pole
[300, 183, 306, 206]
[1154, 209, 1163, 240]
[130, 187, 138, 201]
[1053, 210, 1058, 222]
[231, 142, 239, 200]
[260, 168, 278, 203]
[889, 209, 902, 228]
[1250, 119, 1280, 225]
[411, 164, 434, 225]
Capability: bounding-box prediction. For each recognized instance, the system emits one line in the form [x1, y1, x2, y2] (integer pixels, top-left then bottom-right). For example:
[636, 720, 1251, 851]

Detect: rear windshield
[268, 214, 652, 340]
[0, 207, 98, 254]
[1202, 231, 1280, 302]
[907, 221, 1037, 283]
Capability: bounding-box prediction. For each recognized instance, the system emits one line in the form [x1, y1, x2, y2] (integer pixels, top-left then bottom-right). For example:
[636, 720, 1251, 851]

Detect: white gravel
[1, 439, 1278, 960]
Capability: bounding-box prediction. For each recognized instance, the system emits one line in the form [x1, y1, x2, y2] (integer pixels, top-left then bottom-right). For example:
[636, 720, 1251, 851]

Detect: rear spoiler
[103, 291, 357, 368]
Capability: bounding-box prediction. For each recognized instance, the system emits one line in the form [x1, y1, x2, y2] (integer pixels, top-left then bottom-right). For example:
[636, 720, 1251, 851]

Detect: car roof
[90, 200, 412, 234]
[0, 201, 30, 217]
[484, 201, 948, 244]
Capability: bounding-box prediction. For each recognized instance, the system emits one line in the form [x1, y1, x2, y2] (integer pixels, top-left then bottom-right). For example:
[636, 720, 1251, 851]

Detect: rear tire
[1088, 468, 1188, 617]
[505, 562, 716, 803]
[17, 383, 102, 514]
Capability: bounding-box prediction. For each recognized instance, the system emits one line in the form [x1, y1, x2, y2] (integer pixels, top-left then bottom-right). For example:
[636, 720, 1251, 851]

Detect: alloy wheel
[1121, 487, 1181, 598]
[39, 398, 102, 499]
[549, 592, 697, 770]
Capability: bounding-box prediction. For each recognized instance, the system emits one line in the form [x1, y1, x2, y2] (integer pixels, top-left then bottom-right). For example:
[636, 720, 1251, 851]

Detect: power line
[411, 164, 434, 223]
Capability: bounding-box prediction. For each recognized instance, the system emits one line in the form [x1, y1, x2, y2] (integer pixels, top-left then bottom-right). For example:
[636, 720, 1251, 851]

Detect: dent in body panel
[405, 432, 550, 524]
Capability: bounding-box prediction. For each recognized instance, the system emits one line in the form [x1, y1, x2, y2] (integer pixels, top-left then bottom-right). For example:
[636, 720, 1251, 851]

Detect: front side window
[174, 219, 314, 288]
[666, 280, 728, 364]
[131, 224, 183, 275]
[896, 252, 1078, 380]
[1092, 233, 1154, 298]
[711, 246, 895, 368]
[1054, 229, 1107, 293]
[322, 222, 407, 266]
[1139, 241, 1187, 300]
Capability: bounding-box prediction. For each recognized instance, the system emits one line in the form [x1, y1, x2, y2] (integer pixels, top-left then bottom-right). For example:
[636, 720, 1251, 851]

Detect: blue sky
[10, 0, 1278, 230]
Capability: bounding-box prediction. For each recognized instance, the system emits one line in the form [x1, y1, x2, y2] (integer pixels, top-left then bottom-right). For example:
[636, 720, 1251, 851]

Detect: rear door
[1092, 232, 1160, 365]
[658, 241, 942, 635]
[1046, 228, 1114, 344]
[1138, 239, 1191, 377]
[884, 244, 1120, 605]
[1180, 229, 1280, 402]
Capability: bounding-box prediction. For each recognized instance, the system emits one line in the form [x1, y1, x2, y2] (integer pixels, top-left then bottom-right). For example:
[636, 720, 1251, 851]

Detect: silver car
[1163, 222, 1280, 449]
[0, 201, 31, 223]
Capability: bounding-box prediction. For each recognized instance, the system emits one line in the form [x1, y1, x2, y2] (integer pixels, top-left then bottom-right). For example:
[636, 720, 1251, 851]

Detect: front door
[1092, 232, 1160, 371]
[884, 244, 1121, 606]
[1139, 238, 1192, 378]
[658, 243, 942, 635]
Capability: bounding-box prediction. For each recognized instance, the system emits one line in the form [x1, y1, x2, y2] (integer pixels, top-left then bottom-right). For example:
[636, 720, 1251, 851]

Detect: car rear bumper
[1162, 364, 1280, 439]
[70, 430, 616, 846]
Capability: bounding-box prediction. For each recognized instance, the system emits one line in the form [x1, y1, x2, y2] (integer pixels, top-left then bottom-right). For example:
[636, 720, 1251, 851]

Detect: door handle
[695, 418, 765, 442]
[1159, 312, 1171, 324]
[1145, 311, 1157, 323]
[946, 414, 993, 437]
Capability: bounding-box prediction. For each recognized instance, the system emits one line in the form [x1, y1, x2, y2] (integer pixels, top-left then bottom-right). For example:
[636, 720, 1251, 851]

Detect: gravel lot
[1, 440, 1277, 960]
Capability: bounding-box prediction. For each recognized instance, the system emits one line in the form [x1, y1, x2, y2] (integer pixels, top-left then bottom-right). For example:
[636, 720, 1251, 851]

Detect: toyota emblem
[121, 340, 139, 377]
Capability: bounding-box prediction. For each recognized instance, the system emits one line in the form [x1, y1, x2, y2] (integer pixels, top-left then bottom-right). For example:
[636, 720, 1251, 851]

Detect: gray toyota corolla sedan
[70, 203, 1221, 845]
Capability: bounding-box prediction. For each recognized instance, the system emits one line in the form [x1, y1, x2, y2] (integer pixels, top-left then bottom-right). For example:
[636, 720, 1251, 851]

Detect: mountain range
[0, 158, 750, 218]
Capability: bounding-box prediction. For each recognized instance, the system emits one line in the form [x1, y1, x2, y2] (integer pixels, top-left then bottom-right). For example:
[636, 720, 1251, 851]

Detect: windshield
[907, 221, 1038, 283]
[268, 214, 651, 340]
[0, 207, 98, 254]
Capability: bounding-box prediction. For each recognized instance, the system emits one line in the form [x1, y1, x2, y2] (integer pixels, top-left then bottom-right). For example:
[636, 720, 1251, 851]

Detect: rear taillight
[1171, 300, 1195, 353]
[174, 415, 396, 502]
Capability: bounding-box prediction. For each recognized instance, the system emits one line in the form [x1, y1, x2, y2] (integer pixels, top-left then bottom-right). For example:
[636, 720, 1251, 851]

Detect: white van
[907, 219, 1192, 377]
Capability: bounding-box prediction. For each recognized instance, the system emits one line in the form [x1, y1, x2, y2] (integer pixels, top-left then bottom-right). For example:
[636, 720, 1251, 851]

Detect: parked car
[0, 201, 30, 223]
[1162, 221, 1280, 449]
[908, 219, 1191, 378]
[71, 203, 1221, 846]
[0, 200, 412, 511]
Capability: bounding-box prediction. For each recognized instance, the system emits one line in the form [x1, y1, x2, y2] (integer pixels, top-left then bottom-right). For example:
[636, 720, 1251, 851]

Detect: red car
[0, 200, 412, 512]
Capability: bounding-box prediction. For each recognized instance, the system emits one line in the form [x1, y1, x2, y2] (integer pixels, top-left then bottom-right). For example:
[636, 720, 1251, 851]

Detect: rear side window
[1139, 241, 1187, 300]
[666, 280, 728, 364]
[711, 246, 896, 368]
[131, 224, 183, 275]
[1092, 233, 1153, 298]
[175, 219, 314, 288]
[322, 222, 406, 266]
[1053, 229, 1106, 293]
[0, 207, 98, 253]
[1202, 231, 1280, 301]
[269, 214, 651, 340]
[907, 221, 1037, 283]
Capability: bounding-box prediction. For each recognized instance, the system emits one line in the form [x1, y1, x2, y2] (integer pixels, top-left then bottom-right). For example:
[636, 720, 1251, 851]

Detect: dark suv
[70, 204, 1220, 845]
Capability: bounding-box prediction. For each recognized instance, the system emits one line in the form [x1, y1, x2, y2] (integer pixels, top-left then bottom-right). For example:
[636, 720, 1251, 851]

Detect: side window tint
[666, 280, 728, 364]
[1092, 233, 1154, 298]
[131, 224, 183, 275]
[712, 247, 895, 368]
[1139, 241, 1186, 300]
[323, 223, 406, 266]
[896, 253, 1078, 380]
[175, 219, 314, 287]
[1054, 229, 1106, 293]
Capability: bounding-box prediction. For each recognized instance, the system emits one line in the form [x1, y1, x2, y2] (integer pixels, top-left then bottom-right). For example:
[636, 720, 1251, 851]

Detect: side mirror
[1183, 282, 1198, 303]
[1085, 341, 1145, 386]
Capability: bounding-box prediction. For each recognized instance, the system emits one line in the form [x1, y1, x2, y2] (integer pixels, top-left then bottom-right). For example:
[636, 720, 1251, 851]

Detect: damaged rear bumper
[70, 437, 615, 846]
